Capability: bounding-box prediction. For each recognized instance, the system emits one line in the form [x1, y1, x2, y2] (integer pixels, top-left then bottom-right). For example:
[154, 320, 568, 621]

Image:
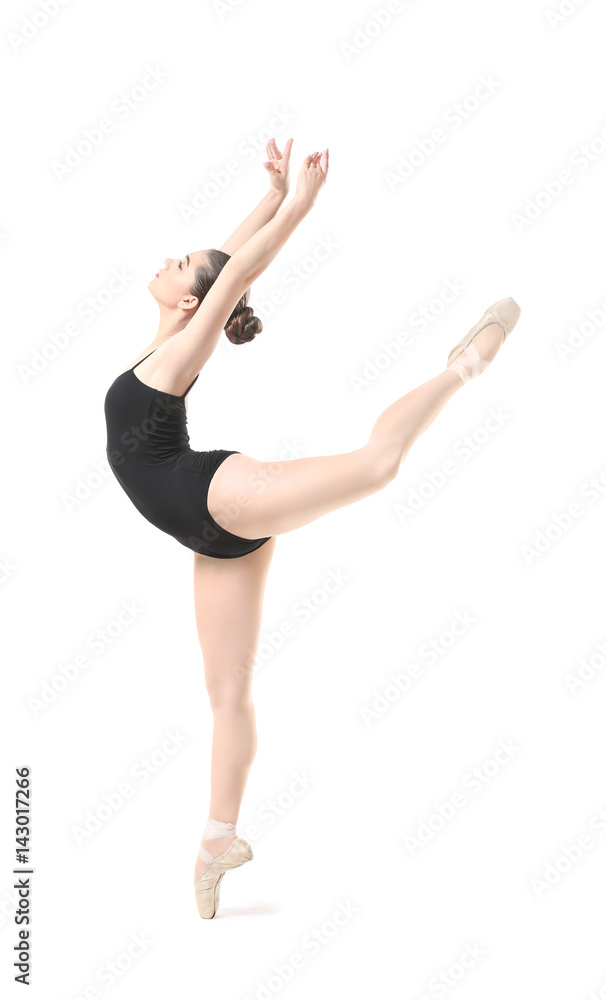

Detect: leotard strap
[132, 350, 156, 370]
[132, 349, 198, 397]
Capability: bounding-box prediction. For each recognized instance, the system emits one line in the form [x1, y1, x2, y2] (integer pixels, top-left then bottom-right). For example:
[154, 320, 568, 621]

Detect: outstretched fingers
[307, 149, 329, 174]
[266, 136, 293, 164]
[281, 136, 294, 165]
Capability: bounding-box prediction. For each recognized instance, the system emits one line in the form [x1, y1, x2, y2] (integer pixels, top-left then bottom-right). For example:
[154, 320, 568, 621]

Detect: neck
[152, 304, 192, 345]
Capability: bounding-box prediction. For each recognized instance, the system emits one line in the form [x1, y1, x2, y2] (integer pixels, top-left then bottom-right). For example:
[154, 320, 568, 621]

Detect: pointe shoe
[447, 297, 521, 383]
[194, 837, 253, 919]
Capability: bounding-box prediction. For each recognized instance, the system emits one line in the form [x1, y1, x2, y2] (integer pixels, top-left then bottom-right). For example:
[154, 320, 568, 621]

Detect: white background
[3, 0, 606, 997]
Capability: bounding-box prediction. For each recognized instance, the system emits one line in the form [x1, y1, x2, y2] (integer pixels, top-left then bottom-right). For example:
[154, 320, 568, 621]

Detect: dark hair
[191, 248, 263, 345]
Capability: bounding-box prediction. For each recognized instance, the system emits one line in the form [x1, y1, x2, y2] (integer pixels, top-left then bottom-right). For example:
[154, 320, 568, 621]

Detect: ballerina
[104, 138, 521, 917]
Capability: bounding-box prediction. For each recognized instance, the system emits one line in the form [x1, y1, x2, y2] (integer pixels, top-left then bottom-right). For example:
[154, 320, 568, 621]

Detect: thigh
[206, 448, 383, 540]
[193, 537, 276, 700]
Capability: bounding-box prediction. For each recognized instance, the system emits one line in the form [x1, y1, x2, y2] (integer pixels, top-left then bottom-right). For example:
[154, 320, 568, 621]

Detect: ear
[178, 294, 199, 312]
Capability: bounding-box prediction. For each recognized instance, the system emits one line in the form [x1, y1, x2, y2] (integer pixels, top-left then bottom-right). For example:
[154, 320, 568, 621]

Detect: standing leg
[193, 536, 276, 881]
[206, 324, 504, 540]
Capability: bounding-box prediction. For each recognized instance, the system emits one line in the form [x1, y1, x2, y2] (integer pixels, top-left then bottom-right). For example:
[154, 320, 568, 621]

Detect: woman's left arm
[219, 137, 293, 255]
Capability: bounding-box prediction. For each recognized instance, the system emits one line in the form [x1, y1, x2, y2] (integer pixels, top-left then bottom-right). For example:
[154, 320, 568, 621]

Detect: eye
[178, 260, 183, 270]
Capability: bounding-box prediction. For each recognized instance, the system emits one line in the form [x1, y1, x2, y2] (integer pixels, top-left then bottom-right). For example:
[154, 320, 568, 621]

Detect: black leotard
[104, 351, 271, 558]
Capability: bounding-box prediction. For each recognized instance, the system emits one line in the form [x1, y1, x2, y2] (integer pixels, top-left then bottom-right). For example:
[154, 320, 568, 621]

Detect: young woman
[104, 139, 521, 919]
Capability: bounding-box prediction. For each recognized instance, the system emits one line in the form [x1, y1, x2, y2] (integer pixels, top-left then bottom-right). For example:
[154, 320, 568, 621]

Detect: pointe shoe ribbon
[194, 837, 253, 919]
[447, 342, 491, 384]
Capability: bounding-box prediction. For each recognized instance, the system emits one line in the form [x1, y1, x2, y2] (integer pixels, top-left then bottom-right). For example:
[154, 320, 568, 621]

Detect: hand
[263, 137, 293, 195]
[294, 150, 329, 207]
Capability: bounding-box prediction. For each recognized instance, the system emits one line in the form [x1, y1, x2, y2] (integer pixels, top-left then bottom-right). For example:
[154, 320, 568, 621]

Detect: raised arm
[169, 149, 329, 377]
[219, 138, 293, 256]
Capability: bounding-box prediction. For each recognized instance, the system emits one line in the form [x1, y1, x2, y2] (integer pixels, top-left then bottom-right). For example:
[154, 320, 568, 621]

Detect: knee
[365, 445, 400, 491]
[380, 457, 399, 489]
[206, 676, 253, 714]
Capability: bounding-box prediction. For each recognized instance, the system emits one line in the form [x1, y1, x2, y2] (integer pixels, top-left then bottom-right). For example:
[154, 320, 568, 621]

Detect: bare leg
[193, 536, 276, 880]
[207, 324, 504, 540]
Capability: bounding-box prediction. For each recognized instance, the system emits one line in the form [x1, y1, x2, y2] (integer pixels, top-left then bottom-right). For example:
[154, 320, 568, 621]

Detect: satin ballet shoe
[447, 297, 521, 384]
[194, 837, 253, 919]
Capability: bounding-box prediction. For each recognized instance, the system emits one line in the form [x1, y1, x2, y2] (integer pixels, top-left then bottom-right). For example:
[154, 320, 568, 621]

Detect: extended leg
[206, 324, 504, 540]
[193, 536, 276, 880]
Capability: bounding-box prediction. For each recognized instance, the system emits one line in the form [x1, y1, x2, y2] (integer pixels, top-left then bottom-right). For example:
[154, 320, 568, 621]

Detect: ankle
[203, 818, 236, 840]
[197, 817, 238, 865]
[443, 367, 465, 388]
[201, 834, 236, 856]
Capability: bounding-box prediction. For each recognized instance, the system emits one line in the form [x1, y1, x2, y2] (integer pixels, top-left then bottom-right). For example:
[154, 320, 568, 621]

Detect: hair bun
[225, 305, 263, 345]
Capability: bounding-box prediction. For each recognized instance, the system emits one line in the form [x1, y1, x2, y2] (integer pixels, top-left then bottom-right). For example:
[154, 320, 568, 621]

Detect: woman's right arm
[167, 151, 329, 376]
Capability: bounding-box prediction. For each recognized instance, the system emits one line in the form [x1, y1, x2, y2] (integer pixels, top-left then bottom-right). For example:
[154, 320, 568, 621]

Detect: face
[148, 250, 208, 310]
